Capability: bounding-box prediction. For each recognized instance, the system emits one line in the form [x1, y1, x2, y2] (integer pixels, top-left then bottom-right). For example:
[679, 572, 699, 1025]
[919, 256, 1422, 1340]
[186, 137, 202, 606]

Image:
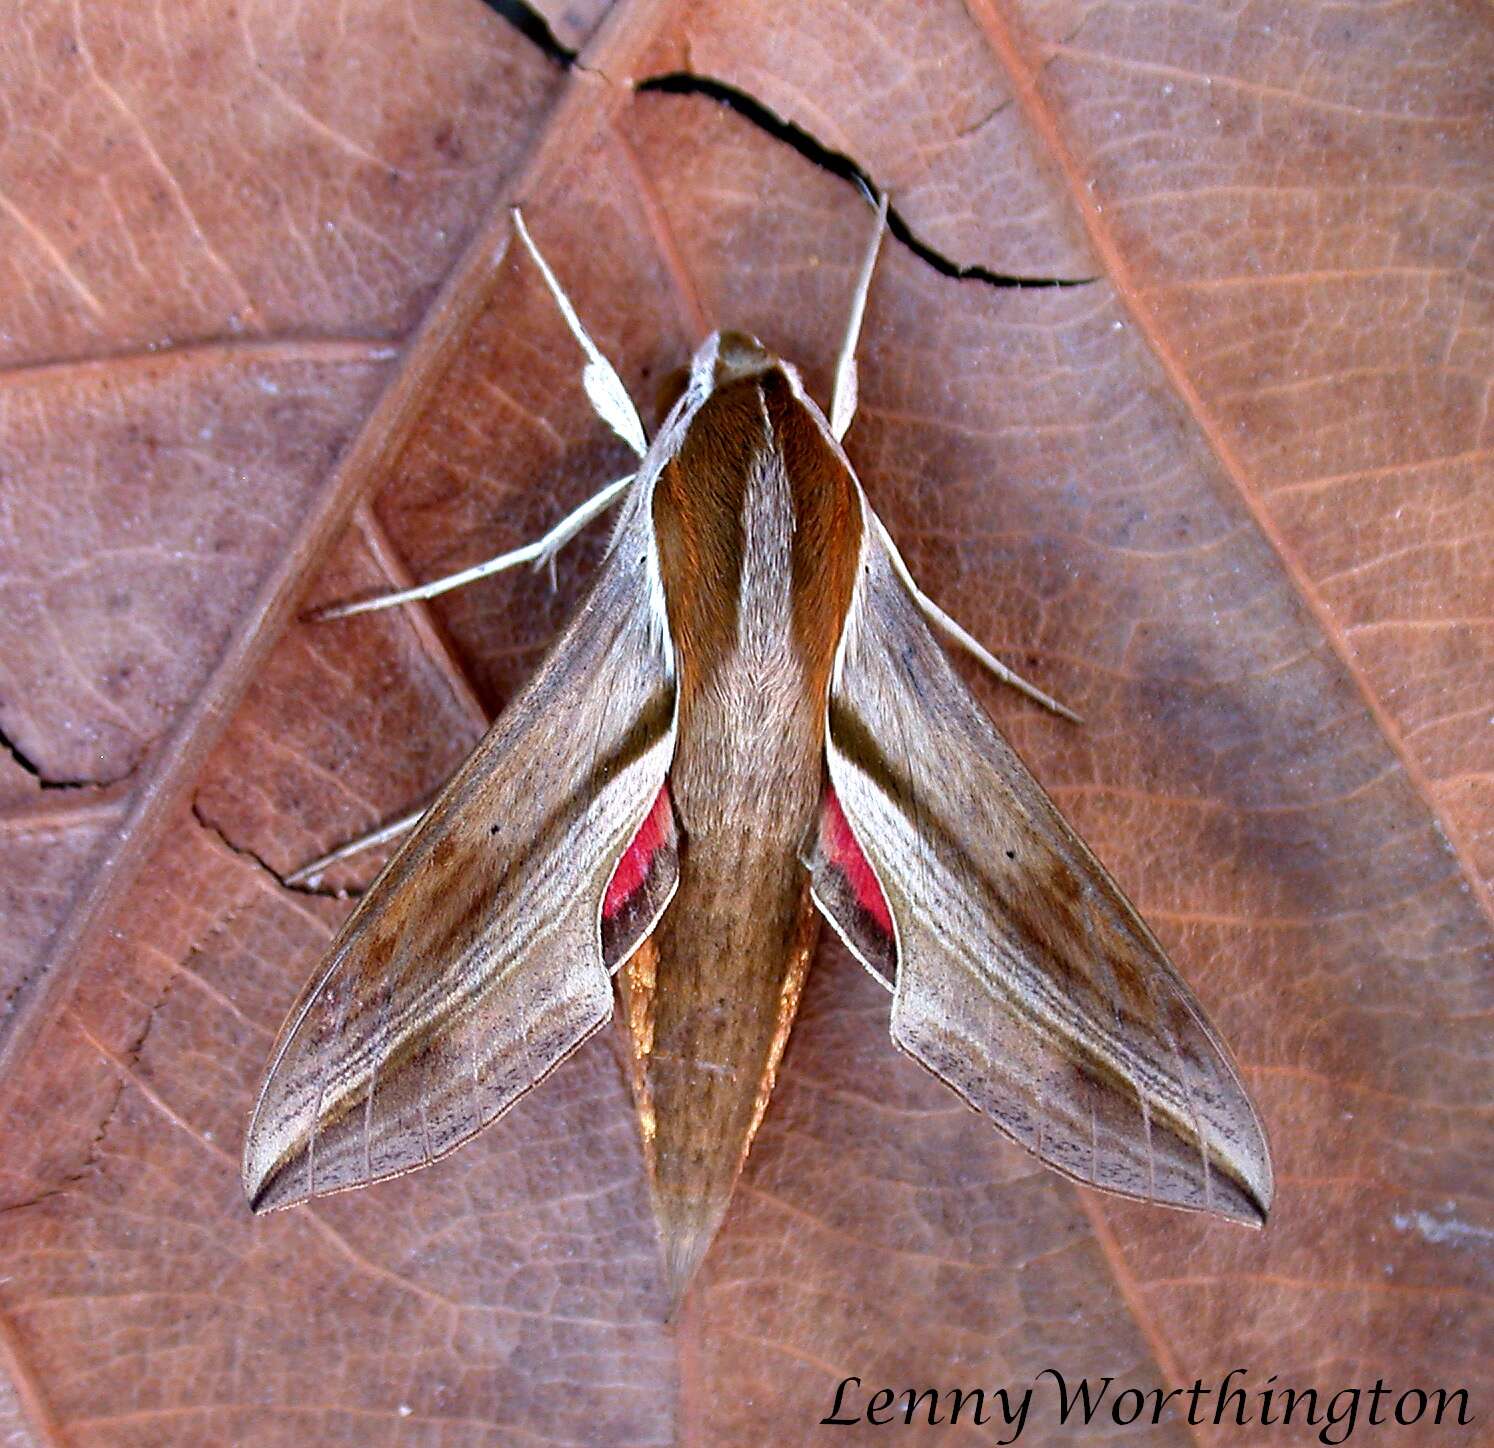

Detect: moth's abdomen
[618, 818, 819, 1304]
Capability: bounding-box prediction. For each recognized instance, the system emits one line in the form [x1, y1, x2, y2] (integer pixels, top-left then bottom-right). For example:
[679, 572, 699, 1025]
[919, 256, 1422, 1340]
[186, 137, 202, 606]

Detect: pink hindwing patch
[605, 784, 675, 920]
[821, 785, 892, 935]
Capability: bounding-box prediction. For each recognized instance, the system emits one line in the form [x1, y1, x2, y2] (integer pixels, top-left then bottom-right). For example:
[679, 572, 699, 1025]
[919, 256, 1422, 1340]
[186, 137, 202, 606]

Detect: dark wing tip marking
[243, 1152, 302, 1215]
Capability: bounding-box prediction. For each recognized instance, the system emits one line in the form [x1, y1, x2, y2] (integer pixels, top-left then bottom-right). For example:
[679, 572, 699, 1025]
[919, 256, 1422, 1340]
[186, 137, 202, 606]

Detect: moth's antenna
[830, 189, 889, 442]
[511, 208, 648, 458]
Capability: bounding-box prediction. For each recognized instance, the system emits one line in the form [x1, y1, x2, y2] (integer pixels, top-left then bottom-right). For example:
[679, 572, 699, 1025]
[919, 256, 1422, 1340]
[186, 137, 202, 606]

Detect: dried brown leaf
[0, 1, 1488, 1444]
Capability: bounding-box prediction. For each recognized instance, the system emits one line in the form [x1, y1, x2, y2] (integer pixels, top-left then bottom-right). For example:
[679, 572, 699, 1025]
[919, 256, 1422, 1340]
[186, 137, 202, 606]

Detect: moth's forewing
[242, 487, 676, 1212]
[819, 517, 1273, 1225]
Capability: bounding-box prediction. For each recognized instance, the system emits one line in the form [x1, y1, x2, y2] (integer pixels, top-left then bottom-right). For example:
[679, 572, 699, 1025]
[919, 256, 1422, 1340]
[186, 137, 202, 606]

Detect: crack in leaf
[4, 975, 177, 1217]
[480, 0, 577, 69]
[637, 73, 1095, 291]
[642, 73, 1099, 291]
[480, 0, 1093, 289]
[0, 722, 133, 792]
[190, 801, 364, 902]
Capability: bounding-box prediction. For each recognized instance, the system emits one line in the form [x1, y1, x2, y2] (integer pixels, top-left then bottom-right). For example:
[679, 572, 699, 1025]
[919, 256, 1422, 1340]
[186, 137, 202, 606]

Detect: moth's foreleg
[511, 208, 648, 458]
[830, 190, 889, 442]
[308, 471, 636, 620]
[283, 801, 429, 888]
[870, 515, 1083, 724]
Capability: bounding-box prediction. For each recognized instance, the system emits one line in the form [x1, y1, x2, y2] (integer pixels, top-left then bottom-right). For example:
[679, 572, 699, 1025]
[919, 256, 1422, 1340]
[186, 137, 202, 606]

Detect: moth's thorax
[650, 362, 864, 735]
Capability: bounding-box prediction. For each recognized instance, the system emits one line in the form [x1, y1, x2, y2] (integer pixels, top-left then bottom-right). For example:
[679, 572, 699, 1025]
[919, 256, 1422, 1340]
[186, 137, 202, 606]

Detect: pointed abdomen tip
[654, 1193, 731, 1316]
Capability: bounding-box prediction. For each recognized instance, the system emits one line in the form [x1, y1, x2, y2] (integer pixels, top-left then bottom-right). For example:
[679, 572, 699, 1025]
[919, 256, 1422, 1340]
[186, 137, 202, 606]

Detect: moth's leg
[873, 516, 1083, 724]
[311, 470, 635, 620]
[916, 591, 1083, 723]
[830, 190, 889, 442]
[284, 803, 429, 888]
[511, 208, 648, 458]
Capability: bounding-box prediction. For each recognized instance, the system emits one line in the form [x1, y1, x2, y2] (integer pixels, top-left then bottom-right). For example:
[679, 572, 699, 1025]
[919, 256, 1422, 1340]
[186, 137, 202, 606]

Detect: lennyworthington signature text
[820, 1369, 1473, 1443]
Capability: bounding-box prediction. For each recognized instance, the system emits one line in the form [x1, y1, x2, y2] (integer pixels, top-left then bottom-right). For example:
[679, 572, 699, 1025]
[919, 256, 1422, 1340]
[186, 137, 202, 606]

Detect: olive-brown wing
[820, 517, 1272, 1224]
[243, 496, 676, 1212]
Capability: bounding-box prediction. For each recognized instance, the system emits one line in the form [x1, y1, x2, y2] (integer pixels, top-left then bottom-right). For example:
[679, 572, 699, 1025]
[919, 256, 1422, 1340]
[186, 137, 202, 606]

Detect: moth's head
[651, 330, 799, 436]
[652, 331, 780, 429]
[692, 329, 778, 390]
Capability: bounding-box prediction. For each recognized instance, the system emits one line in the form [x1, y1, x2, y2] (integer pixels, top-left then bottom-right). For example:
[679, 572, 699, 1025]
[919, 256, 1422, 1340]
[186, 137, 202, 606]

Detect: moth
[243, 199, 1272, 1304]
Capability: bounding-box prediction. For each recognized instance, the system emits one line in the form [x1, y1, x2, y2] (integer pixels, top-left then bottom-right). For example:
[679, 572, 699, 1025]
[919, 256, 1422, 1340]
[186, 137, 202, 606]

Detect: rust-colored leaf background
[0, 1, 1488, 1443]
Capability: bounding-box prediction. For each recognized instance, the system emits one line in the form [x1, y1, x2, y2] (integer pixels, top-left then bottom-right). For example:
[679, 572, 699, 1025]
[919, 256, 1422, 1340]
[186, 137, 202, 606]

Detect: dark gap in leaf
[478, 3, 1092, 289]
[638, 73, 1095, 290]
[480, 0, 577, 68]
[0, 723, 45, 782]
[191, 801, 365, 903]
[0, 721, 103, 791]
